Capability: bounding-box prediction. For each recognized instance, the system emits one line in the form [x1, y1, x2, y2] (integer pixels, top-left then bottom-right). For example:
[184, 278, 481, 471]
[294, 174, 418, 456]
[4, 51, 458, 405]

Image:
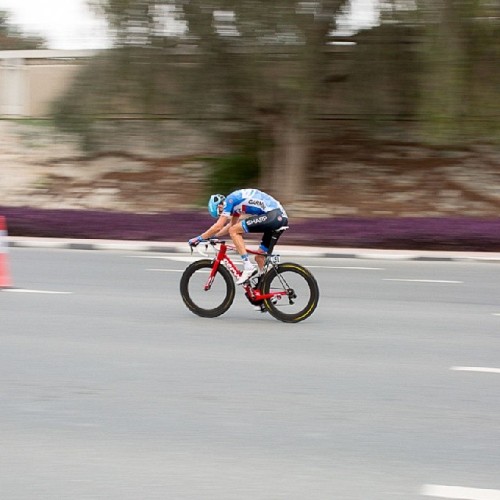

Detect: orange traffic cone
[0, 216, 12, 288]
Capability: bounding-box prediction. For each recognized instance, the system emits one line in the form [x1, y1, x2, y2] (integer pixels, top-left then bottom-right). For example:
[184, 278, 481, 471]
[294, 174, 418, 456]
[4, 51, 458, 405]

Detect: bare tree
[80, 0, 349, 201]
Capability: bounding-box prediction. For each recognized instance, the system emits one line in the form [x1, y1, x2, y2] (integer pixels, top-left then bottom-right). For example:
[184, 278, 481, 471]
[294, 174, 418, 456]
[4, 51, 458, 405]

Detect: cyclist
[189, 188, 289, 285]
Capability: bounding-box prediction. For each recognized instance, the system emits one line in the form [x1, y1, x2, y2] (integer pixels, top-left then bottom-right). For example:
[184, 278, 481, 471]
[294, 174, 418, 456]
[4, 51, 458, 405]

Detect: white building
[0, 49, 97, 117]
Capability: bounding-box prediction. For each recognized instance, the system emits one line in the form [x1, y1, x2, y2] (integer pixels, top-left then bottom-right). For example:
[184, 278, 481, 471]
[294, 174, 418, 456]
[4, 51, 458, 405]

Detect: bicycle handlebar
[194, 242, 210, 257]
[190, 238, 225, 257]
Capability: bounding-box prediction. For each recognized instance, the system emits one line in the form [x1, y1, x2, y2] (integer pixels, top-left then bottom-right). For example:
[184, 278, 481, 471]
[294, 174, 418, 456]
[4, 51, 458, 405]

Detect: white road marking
[136, 257, 383, 269]
[493, 314, 500, 316]
[3, 288, 72, 294]
[451, 366, 500, 374]
[307, 265, 383, 270]
[146, 268, 183, 272]
[148, 268, 209, 273]
[130, 255, 200, 262]
[383, 278, 463, 283]
[421, 484, 500, 499]
[143, 260, 384, 270]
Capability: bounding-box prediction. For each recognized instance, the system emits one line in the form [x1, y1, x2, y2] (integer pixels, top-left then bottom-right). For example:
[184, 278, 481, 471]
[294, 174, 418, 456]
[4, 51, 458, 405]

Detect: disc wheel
[180, 259, 235, 318]
[260, 263, 319, 323]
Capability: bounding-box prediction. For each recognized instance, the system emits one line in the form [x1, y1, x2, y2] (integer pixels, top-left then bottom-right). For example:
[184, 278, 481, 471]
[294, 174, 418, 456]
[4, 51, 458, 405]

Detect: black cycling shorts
[242, 208, 288, 253]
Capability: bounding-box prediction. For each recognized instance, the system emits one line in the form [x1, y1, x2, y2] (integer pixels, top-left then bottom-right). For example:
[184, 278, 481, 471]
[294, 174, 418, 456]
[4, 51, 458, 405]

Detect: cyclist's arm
[200, 214, 231, 240]
[215, 215, 239, 237]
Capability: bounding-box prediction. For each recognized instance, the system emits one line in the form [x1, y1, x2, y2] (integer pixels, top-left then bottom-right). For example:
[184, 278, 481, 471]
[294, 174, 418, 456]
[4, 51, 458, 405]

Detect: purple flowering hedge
[2, 205, 500, 251]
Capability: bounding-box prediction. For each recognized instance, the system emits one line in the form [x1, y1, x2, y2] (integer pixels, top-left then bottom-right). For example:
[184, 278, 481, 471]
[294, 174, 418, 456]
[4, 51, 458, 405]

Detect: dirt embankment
[1, 122, 500, 218]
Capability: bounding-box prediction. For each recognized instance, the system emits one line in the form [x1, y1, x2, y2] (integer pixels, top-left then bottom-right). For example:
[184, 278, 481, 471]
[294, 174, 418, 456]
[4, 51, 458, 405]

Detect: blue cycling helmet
[208, 193, 225, 218]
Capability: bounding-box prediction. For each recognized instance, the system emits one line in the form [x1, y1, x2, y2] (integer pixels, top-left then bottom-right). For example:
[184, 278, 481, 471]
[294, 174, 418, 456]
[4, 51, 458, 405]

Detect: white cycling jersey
[221, 189, 287, 219]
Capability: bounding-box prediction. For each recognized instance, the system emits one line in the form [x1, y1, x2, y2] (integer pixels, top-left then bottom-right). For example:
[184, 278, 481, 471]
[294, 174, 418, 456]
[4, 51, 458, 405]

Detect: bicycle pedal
[253, 304, 268, 313]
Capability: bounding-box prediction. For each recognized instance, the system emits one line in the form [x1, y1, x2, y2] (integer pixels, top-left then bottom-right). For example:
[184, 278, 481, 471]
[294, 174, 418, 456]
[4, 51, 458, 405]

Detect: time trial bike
[180, 238, 319, 323]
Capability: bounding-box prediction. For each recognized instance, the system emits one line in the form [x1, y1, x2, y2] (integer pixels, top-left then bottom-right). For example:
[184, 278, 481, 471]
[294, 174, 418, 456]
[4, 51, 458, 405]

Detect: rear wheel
[260, 263, 319, 323]
[180, 259, 235, 318]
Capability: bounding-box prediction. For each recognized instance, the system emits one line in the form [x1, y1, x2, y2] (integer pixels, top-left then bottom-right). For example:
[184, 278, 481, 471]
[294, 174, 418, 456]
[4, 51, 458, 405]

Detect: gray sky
[0, 0, 109, 49]
[0, 0, 379, 50]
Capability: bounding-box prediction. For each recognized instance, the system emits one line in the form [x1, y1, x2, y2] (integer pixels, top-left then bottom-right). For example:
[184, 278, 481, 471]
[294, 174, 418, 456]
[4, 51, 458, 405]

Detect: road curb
[7, 237, 500, 263]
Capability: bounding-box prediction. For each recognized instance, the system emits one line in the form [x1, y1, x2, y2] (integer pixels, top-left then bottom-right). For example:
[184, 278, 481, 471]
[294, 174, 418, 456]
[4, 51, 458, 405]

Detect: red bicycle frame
[204, 241, 287, 303]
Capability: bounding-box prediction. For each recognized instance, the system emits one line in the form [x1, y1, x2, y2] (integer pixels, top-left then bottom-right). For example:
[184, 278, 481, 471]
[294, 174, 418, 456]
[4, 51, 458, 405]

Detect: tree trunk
[275, 120, 309, 203]
[258, 113, 309, 203]
[419, 0, 466, 142]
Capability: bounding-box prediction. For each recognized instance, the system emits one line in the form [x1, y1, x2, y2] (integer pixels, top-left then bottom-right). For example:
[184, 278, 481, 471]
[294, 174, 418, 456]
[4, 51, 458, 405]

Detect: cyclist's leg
[257, 228, 283, 267]
[247, 209, 288, 270]
[265, 226, 285, 253]
[255, 247, 266, 272]
[229, 221, 260, 285]
[256, 232, 271, 271]
[232, 213, 271, 262]
[228, 221, 246, 256]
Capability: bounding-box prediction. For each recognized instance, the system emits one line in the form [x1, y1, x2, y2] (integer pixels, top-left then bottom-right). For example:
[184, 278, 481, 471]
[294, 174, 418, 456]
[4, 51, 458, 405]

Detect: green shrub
[207, 152, 260, 196]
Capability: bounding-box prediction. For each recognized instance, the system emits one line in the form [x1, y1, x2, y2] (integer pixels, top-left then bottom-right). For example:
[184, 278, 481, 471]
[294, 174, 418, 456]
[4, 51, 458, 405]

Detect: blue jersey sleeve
[221, 190, 244, 217]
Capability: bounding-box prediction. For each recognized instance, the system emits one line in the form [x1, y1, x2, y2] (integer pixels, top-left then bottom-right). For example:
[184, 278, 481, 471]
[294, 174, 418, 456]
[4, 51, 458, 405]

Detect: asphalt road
[1, 247, 500, 500]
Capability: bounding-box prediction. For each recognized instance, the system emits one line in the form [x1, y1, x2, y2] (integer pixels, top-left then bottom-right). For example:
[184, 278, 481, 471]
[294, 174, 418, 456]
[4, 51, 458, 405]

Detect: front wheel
[180, 259, 235, 318]
[260, 263, 319, 323]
